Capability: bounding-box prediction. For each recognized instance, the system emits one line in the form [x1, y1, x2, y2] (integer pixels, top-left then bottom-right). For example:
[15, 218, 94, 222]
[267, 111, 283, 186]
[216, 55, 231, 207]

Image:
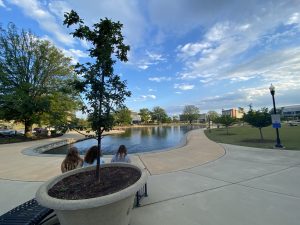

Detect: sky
[1, 0, 300, 117]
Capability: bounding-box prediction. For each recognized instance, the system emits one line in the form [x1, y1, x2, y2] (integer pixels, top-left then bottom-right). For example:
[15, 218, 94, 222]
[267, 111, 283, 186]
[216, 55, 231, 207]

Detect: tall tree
[182, 105, 200, 124]
[243, 108, 272, 140]
[214, 115, 236, 135]
[139, 108, 151, 123]
[0, 23, 77, 136]
[151, 106, 168, 124]
[64, 10, 131, 180]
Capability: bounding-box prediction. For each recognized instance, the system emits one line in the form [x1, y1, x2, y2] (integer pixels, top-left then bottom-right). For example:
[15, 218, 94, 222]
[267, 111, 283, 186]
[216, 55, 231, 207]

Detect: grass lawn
[204, 124, 300, 150]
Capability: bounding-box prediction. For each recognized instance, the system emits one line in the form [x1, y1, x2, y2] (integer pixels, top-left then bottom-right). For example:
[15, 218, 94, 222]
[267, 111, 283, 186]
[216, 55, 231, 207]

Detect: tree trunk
[96, 73, 105, 182]
[259, 128, 264, 141]
[226, 126, 229, 135]
[96, 129, 101, 182]
[24, 120, 32, 137]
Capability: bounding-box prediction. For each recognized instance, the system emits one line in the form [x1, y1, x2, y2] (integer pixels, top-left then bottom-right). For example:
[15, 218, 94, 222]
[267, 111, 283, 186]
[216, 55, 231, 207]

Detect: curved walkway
[139, 129, 225, 175]
[0, 129, 224, 181]
[1, 130, 300, 225]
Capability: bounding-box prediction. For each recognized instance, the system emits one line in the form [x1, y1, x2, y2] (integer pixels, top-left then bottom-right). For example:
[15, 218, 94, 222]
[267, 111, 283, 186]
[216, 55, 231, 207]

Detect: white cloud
[138, 64, 150, 70]
[149, 76, 172, 82]
[286, 12, 300, 25]
[230, 76, 255, 82]
[8, 0, 74, 46]
[174, 83, 194, 90]
[146, 51, 166, 62]
[227, 47, 300, 85]
[145, 95, 156, 99]
[206, 22, 230, 41]
[61, 48, 89, 64]
[134, 50, 166, 70]
[177, 42, 211, 59]
[48, 1, 71, 19]
[238, 24, 251, 31]
[62, 0, 146, 48]
[133, 94, 156, 102]
[0, 0, 6, 8]
[176, 4, 300, 86]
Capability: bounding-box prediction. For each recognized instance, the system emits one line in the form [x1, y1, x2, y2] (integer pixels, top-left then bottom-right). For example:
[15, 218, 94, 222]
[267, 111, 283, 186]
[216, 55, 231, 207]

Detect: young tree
[64, 10, 131, 180]
[151, 106, 168, 124]
[214, 115, 236, 135]
[0, 23, 78, 136]
[207, 111, 219, 132]
[182, 105, 200, 124]
[243, 108, 272, 140]
[114, 108, 132, 125]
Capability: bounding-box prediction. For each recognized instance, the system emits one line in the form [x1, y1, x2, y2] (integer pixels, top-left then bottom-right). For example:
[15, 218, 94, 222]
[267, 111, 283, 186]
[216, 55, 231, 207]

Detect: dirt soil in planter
[48, 167, 141, 200]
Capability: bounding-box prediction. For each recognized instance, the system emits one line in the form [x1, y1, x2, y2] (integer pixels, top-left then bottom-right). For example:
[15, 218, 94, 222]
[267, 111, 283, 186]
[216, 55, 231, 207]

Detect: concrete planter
[36, 163, 148, 225]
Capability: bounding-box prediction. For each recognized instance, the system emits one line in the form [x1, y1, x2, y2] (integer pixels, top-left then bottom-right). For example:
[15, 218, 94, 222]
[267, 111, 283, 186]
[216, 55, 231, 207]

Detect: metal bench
[135, 183, 148, 207]
[0, 199, 54, 225]
[0, 184, 148, 224]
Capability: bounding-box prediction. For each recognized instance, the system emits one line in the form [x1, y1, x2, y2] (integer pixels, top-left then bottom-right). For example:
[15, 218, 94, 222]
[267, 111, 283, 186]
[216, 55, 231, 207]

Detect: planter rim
[36, 163, 148, 210]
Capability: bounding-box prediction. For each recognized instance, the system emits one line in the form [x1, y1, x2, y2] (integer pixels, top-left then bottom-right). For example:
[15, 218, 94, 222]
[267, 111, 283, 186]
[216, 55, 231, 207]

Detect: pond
[43, 125, 203, 155]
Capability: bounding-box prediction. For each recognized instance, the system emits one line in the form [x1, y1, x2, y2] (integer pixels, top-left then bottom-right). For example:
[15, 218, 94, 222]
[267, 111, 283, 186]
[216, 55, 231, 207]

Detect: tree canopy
[0, 23, 79, 135]
[182, 105, 200, 124]
[114, 108, 132, 125]
[207, 111, 219, 120]
[64, 10, 131, 180]
[243, 108, 272, 140]
[151, 106, 168, 124]
[207, 110, 219, 131]
[139, 108, 151, 123]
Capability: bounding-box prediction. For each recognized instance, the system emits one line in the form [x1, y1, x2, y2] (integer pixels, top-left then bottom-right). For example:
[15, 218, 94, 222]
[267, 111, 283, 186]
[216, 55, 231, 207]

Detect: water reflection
[44, 125, 202, 155]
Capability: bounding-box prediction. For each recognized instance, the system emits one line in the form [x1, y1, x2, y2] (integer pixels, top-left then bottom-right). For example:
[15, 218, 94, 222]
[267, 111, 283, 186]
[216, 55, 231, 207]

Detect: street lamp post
[269, 84, 283, 148]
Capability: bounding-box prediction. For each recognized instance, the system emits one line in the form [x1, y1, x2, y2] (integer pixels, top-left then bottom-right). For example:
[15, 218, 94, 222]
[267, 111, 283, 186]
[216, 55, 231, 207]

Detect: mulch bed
[48, 167, 141, 200]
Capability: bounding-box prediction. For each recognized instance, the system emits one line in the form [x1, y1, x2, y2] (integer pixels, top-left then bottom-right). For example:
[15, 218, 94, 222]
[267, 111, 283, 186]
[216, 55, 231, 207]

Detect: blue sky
[1, 0, 300, 117]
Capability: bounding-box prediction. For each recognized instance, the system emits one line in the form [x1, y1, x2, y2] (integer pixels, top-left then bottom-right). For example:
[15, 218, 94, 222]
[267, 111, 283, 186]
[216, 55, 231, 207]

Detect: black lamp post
[269, 84, 283, 148]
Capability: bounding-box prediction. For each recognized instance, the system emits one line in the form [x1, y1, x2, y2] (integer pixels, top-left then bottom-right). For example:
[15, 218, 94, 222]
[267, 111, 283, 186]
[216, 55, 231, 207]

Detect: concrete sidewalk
[1, 129, 300, 225]
[0, 129, 224, 215]
[131, 144, 300, 225]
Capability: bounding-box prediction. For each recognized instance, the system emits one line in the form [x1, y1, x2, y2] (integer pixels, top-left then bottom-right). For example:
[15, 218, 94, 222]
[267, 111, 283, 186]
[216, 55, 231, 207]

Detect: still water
[44, 125, 202, 155]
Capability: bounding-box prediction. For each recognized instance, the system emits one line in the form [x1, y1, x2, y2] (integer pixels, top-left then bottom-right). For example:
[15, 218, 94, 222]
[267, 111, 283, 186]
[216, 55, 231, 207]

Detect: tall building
[281, 105, 300, 119]
[222, 108, 244, 119]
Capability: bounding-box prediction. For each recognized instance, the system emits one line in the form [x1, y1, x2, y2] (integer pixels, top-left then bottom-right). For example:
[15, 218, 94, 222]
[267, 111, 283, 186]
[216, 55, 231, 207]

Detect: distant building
[222, 108, 244, 119]
[131, 112, 141, 124]
[281, 105, 300, 119]
[199, 113, 207, 122]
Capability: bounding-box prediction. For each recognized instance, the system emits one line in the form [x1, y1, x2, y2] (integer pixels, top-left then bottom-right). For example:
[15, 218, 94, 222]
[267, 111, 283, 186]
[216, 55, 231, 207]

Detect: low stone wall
[33, 138, 77, 154]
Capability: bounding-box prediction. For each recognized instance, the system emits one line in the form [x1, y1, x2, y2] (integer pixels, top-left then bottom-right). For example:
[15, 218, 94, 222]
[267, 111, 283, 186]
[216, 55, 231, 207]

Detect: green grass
[204, 124, 300, 150]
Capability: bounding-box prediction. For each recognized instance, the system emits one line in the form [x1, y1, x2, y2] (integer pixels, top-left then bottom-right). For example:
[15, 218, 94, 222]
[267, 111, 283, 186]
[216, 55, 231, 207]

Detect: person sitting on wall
[83, 145, 105, 167]
[61, 147, 83, 173]
[111, 144, 131, 163]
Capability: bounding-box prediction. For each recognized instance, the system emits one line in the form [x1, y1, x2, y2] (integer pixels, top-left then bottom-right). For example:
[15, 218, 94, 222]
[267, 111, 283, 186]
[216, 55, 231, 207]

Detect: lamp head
[269, 83, 275, 95]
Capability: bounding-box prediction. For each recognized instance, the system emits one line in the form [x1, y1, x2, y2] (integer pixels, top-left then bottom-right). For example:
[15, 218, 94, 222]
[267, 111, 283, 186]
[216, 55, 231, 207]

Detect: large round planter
[36, 163, 148, 225]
